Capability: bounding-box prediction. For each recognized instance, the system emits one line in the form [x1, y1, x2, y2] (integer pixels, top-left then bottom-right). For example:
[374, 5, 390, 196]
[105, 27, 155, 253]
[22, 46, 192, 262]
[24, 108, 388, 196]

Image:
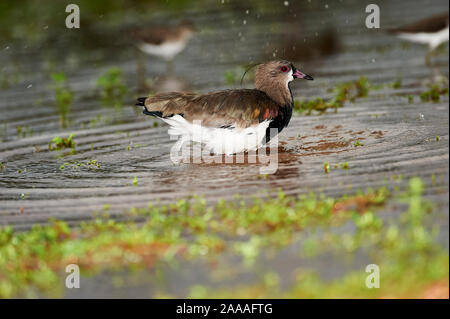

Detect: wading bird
[136, 60, 313, 155]
[131, 21, 195, 73]
[388, 12, 449, 65]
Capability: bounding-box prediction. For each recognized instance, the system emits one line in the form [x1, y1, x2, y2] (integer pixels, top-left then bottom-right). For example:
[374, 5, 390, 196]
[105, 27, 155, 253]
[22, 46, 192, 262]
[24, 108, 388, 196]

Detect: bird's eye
[280, 66, 289, 72]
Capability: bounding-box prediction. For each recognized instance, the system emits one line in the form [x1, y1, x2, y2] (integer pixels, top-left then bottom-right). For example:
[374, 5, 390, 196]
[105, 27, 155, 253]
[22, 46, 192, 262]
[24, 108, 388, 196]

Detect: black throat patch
[264, 85, 294, 144]
[265, 105, 293, 143]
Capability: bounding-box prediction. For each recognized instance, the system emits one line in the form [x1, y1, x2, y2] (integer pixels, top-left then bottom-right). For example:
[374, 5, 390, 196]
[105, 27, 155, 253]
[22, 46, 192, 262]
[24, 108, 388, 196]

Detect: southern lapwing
[388, 12, 449, 65]
[131, 21, 195, 73]
[136, 60, 313, 155]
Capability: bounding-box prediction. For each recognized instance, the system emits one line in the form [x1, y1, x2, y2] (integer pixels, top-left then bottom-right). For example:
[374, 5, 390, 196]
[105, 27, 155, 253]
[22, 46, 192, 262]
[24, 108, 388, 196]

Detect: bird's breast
[265, 106, 293, 143]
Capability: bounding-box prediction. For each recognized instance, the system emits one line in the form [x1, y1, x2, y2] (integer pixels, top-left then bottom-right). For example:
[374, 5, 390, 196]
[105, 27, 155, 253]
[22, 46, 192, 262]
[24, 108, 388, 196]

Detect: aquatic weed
[48, 134, 76, 153]
[420, 84, 449, 103]
[51, 72, 73, 128]
[1, 179, 446, 299]
[294, 76, 371, 115]
[96, 67, 128, 111]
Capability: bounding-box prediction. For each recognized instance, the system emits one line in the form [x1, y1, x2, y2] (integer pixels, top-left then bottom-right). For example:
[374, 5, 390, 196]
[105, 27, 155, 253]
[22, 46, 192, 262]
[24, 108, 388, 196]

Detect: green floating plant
[1, 177, 447, 299]
[420, 84, 449, 103]
[96, 67, 128, 111]
[51, 72, 73, 128]
[48, 133, 76, 153]
[294, 76, 371, 115]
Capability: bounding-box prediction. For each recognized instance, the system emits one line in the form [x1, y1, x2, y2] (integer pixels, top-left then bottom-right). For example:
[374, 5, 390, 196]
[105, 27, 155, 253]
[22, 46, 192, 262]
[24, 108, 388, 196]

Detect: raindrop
[246, 9, 249, 14]
[419, 113, 425, 120]
[26, 84, 33, 89]
[325, 4, 329, 9]
[284, 1, 289, 6]
[371, 58, 376, 63]
[243, 20, 247, 25]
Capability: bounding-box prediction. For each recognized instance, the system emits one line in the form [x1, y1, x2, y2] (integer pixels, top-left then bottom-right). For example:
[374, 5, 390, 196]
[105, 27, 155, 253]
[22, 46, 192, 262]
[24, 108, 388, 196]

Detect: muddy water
[0, 0, 449, 297]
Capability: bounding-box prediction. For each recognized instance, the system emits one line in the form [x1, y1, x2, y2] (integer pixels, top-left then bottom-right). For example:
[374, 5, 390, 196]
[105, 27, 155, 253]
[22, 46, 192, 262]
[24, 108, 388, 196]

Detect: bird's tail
[136, 97, 146, 107]
[136, 97, 164, 117]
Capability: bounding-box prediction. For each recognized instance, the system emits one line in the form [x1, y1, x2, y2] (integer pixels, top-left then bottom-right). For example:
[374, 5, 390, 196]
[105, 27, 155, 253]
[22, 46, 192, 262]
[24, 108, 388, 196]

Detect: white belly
[138, 41, 186, 60]
[162, 115, 270, 155]
[397, 26, 449, 50]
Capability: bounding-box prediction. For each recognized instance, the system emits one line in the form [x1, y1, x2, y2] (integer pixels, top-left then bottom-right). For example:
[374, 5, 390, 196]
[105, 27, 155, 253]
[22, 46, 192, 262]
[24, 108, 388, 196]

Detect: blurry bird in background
[129, 21, 195, 92]
[388, 12, 449, 66]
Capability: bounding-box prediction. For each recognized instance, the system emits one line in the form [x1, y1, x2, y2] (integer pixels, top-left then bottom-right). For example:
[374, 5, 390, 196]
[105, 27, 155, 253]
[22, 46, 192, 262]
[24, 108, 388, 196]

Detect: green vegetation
[391, 78, 402, 89]
[0, 123, 6, 142]
[335, 76, 370, 101]
[420, 84, 449, 103]
[48, 134, 76, 153]
[59, 160, 100, 170]
[0, 184, 388, 298]
[340, 162, 349, 169]
[329, 162, 350, 172]
[294, 76, 371, 115]
[0, 0, 196, 44]
[16, 125, 33, 139]
[353, 140, 363, 147]
[132, 176, 138, 186]
[224, 65, 255, 85]
[96, 67, 128, 111]
[294, 77, 448, 114]
[89, 114, 103, 128]
[224, 70, 238, 85]
[186, 178, 448, 298]
[294, 98, 332, 115]
[51, 73, 73, 128]
[0, 162, 5, 172]
[323, 161, 330, 174]
[0, 178, 446, 298]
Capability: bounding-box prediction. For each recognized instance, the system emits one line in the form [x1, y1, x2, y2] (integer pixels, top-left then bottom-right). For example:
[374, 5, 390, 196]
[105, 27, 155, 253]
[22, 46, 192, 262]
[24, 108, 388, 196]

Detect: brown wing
[143, 89, 280, 128]
[389, 13, 449, 34]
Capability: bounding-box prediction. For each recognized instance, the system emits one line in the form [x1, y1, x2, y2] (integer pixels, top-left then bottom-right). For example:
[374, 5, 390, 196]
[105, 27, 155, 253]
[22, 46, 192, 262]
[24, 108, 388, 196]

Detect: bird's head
[255, 60, 313, 106]
[179, 20, 195, 37]
[255, 60, 313, 88]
